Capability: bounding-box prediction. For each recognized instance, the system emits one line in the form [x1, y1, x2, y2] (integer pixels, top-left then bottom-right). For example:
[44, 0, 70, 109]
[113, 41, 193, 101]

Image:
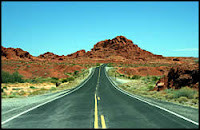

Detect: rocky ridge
[1, 36, 164, 62]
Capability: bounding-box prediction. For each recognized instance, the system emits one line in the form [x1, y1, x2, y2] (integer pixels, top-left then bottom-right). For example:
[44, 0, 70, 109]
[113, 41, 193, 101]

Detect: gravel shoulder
[105, 67, 199, 123]
[1, 67, 94, 123]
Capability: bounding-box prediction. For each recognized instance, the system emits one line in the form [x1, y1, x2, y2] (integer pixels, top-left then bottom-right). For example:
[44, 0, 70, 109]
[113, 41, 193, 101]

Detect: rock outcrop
[154, 64, 199, 91]
[1, 46, 34, 60]
[85, 36, 164, 61]
[38, 52, 65, 60]
[67, 50, 86, 58]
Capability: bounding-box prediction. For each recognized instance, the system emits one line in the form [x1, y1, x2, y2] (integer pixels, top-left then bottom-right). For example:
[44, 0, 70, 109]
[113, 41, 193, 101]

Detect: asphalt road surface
[1, 64, 198, 128]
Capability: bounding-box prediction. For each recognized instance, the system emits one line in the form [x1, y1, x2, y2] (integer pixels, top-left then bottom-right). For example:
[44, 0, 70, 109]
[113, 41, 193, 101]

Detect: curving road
[1, 64, 198, 128]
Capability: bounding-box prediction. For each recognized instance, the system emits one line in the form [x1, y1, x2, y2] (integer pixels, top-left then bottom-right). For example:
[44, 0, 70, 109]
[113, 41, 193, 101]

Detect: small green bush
[61, 78, 68, 83]
[27, 77, 60, 83]
[51, 77, 59, 80]
[151, 76, 160, 82]
[177, 96, 188, 103]
[131, 75, 141, 79]
[96, 63, 100, 66]
[173, 87, 196, 99]
[8, 92, 18, 98]
[50, 77, 59, 83]
[164, 88, 173, 94]
[61, 77, 75, 83]
[107, 63, 113, 67]
[119, 74, 124, 77]
[74, 70, 79, 75]
[165, 93, 174, 100]
[50, 87, 57, 91]
[30, 86, 36, 89]
[12, 88, 21, 90]
[191, 99, 198, 104]
[1, 71, 24, 83]
[147, 85, 154, 91]
[29, 88, 48, 96]
[3, 86, 8, 90]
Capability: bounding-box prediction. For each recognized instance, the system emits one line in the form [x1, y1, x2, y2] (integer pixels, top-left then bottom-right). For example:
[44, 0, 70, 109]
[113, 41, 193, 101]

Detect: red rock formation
[67, 50, 86, 58]
[38, 52, 58, 59]
[85, 36, 164, 61]
[1, 46, 33, 60]
[154, 64, 199, 91]
[2, 36, 165, 62]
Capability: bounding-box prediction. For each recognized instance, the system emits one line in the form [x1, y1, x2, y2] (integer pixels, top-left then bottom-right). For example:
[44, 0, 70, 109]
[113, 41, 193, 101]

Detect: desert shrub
[50, 77, 59, 83]
[51, 77, 59, 80]
[8, 92, 18, 98]
[61, 78, 68, 83]
[67, 77, 74, 81]
[141, 76, 150, 84]
[74, 70, 79, 75]
[96, 63, 100, 66]
[27, 77, 59, 83]
[172, 87, 196, 99]
[1, 92, 7, 98]
[119, 74, 124, 77]
[140, 91, 148, 95]
[141, 75, 161, 84]
[3, 86, 8, 90]
[30, 86, 36, 89]
[64, 72, 71, 76]
[131, 75, 141, 79]
[193, 93, 199, 99]
[32, 77, 46, 83]
[18, 90, 26, 96]
[61, 77, 75, 83]
[191, 99, 198, 104]
[12, 88, 21, 90]
[51, 80, 58, 84]
[107, 63, 113, 67]
[164, 88, 173, 94]
[177, 96, 188, 103]
[1, 71, 24, 83]
[151, 76, 160, 82]
[29, 88, 48, 96]
[8, 94, 17, 98]
[165, 93, 174, 100]
[50, 87, 57, 91]
[147, 85, 154, 91]
[12, 71, 24, 83]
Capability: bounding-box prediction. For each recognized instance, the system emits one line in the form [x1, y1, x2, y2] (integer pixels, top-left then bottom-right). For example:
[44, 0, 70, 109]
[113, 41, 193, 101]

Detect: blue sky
[2, 1, 199, 57]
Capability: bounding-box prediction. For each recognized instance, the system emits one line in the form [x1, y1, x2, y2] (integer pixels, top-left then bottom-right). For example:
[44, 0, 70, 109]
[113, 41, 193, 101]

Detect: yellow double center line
[94, 66, 107, 129]
[100, 115, 106, 129]
[94, 94, 107, 129]
[94, 94, 99, 128]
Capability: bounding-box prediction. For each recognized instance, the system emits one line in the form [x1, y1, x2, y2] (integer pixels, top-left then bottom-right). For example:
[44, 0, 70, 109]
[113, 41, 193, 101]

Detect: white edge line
[1, 68, 95, 125]
[104, 67, 199, 126]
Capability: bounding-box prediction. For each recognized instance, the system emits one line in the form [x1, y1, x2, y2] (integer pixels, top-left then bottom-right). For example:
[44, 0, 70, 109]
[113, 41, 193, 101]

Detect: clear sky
[1, 1, 199, 57]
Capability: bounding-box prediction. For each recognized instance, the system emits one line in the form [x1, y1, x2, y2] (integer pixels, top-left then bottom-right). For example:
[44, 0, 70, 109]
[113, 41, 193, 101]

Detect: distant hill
[1, 36, 164, 61]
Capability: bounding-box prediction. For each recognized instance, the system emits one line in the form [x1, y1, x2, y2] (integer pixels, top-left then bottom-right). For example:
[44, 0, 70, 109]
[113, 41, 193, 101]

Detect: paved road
[2, 64, 198, 128]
